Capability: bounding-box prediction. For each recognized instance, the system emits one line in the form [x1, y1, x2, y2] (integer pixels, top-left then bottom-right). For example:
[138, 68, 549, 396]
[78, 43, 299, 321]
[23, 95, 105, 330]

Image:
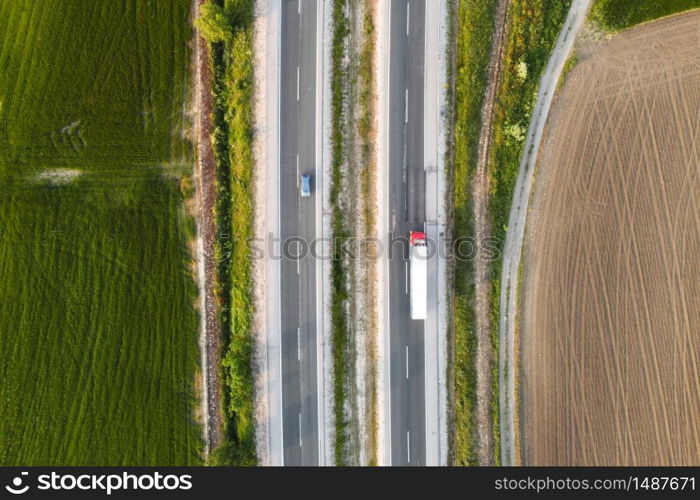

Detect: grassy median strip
[590, 0, 700, 30]
[197, 0, 257, 466]
[487, 0, 571, 464]
[357, 2, 379, 466]
[329, 0, 377, 464]
[452, 0, 498, 466]
[330, 0, 351, 465]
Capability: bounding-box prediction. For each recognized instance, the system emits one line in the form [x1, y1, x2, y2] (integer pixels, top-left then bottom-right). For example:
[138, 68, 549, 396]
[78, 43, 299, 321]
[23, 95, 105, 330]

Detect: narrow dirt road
[498, 0, 591, 466]
[471, 0, 509, 466]
[192, 0, 223, 457]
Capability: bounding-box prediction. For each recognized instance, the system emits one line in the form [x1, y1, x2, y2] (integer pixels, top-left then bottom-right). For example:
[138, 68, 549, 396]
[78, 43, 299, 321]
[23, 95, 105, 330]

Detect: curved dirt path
[498, 0, 591, 466]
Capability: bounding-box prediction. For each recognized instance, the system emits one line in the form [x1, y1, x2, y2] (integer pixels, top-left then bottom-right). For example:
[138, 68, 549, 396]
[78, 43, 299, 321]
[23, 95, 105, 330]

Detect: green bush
[195, 0, 232, 43]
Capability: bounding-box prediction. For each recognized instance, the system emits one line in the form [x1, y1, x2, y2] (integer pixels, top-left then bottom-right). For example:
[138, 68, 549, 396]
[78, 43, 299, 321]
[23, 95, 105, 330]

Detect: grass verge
[198, 0, 257, 466]
[357, 0, 378, 465]
[557, 51, 578, 92]
[452, 0, 499, 466]
[590, 0, 700, 30]
[330, 0, 351, 466]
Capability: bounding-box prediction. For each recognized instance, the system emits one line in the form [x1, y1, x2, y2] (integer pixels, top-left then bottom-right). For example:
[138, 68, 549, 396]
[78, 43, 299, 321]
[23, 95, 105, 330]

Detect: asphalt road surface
[280, 0, 319, 466]
[388, 0, 426, 466]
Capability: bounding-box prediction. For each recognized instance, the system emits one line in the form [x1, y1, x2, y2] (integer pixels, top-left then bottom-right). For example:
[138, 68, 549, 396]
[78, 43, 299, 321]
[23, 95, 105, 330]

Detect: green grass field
[591, 0, 700, 30]
[0, 0, 201, 465]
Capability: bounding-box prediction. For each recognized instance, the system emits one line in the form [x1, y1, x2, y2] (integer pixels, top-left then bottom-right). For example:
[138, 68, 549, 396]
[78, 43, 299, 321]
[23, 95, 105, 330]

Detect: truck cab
[409, 230, 427, 320]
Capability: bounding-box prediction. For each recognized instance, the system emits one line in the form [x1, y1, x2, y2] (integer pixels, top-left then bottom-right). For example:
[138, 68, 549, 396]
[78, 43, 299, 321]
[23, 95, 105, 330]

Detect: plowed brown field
[521, 10, 700, 465]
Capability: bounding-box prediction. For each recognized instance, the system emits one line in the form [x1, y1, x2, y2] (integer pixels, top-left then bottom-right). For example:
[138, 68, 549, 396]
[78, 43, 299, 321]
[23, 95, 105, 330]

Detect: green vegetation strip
[357, 2, 378, 466]
[590, 0, 700, 30]
[0, 0, 200, 465]
[488, 0, 571, 464]
[330, 0, 351, 466]
[452, 0, 498, 466]
[196, 0, 257, 465]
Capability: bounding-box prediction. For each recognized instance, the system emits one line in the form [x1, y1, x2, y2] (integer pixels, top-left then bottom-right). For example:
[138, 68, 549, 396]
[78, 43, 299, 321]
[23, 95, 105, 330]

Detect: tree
[195, 0, 231, 43]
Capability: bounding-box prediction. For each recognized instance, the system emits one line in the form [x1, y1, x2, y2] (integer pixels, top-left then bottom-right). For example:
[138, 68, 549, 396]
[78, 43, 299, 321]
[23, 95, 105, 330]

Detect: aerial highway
[269, 0, 437, 466]
[278, 0, 323, 465]
[387, 0, 427, 466]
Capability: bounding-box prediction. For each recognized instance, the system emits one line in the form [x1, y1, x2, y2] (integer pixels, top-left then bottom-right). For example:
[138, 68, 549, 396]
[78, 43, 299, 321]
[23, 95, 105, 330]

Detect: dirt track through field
[192, 0, 223, 456]
[471, 0, 509, 466]
[521, 10, 700, 465]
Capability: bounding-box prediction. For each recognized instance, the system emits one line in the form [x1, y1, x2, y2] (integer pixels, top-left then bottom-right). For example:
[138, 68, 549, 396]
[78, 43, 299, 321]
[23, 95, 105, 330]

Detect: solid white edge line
[423, 0, 430, 466]
[385, 0, 393, 466]
[315, 0, 325, 466]
[277, 0, 284, 466]
[423, 1, 432, 465]
[425, 5, 430, 433]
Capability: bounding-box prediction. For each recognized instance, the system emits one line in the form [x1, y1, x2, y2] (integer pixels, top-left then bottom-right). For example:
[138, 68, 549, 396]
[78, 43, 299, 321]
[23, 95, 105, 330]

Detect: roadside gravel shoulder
[252, 0, 270, 466]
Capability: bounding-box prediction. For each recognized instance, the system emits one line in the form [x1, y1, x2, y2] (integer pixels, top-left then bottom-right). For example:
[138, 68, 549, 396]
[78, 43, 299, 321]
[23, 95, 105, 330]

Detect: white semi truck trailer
[409, 231, 427, 320]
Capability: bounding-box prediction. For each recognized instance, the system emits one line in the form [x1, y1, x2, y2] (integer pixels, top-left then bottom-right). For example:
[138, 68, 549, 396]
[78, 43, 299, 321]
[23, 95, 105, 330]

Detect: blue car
[301, 173, 311, 198]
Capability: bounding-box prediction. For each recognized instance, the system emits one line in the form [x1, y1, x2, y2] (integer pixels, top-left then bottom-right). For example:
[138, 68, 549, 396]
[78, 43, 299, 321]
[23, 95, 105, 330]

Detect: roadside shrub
[196, 0, 231, 43]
